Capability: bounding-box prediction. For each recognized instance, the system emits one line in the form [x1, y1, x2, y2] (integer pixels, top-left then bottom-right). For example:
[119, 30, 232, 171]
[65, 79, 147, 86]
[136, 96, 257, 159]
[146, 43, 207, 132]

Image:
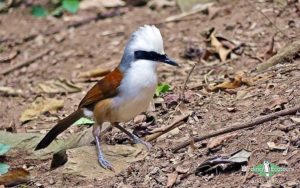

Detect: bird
[35, 25, 178, 170]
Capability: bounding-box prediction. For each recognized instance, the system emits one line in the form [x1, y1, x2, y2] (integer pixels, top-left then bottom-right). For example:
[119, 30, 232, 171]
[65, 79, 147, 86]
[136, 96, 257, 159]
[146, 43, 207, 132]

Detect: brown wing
[78, 68, 123, 108]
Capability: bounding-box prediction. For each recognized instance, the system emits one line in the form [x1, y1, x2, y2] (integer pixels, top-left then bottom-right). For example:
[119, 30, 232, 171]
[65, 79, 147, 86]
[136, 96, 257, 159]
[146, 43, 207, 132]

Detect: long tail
[35, 109, 84, 150]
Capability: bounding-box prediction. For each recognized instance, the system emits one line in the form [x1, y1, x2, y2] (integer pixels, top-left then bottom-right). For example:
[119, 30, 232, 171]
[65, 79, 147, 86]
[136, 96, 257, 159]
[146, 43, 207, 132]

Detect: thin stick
[181, 63, 196, 100]
[172, 104, 300, 152]
[145, 114, 189, 142]
[163, 3, 214, 23]
[1, 48, 52, 75]
[180, 56, 201, 100]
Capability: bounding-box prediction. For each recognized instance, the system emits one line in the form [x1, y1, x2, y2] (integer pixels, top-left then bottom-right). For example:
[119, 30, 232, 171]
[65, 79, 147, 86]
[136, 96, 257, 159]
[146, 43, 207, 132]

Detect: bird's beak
[161, 54, 179, 66]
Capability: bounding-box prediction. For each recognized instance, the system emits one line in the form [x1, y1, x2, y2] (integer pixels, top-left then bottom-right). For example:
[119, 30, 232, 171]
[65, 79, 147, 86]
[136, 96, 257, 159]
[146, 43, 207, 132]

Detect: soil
[0, 0, 300, 187]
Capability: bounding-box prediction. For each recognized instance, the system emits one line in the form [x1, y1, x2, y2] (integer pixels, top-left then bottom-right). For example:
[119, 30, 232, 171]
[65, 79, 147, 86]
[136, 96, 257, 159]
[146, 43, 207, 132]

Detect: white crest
[128, 25, 164, 54]
[119, 25, 165, 71]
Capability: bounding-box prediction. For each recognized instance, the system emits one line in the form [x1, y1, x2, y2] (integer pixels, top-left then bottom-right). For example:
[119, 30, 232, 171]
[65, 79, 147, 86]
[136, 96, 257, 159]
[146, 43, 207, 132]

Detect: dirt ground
[0, 0, 300, 187]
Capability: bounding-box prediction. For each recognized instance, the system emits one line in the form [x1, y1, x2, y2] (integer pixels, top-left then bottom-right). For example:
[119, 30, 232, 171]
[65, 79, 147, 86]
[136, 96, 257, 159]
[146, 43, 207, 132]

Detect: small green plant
[31, 0, 79, 17]
[0, 143, 11, 175]
[31, 5, 48, 17]
[62, 0, 79, 13]
[155, 83, 171, 97]
[74, 117, 95, 126]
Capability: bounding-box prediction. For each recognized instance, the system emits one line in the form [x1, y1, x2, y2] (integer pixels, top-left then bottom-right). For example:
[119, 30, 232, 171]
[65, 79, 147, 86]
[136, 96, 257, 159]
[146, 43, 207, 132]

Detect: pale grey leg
[93, 125, 114, 171]
[112, 123, 152, 151]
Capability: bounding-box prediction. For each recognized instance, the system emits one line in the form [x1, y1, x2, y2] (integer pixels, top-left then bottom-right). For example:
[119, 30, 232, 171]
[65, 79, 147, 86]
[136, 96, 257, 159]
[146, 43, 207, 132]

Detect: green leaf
[0, 163, 10, 175]
[62, 0, 79, 13]
[74, 117, 95, 126]
[0, 143, 10, 155]
[31, 5, 48, 17]
[155, 83, 171, 97]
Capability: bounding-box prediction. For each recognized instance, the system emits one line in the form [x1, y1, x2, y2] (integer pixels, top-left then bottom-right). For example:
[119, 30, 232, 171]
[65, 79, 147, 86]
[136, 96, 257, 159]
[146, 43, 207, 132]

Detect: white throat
[111, 59, 158, 122]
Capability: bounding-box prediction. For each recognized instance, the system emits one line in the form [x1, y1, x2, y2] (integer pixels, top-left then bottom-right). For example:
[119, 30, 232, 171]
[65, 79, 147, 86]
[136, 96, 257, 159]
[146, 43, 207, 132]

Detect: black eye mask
[134, 50, 179, 66]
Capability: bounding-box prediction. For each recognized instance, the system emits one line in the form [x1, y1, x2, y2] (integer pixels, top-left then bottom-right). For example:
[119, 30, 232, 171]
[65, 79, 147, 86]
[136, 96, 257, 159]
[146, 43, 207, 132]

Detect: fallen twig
[164, 3, 214, 23]
[256, 40, 300, 72]
[1, 48, 53, 75]
[172, 104, 300, 152]
[181, 62, 197, 100]
[145, 114, 189, 142]
[181, 51, 203, 100]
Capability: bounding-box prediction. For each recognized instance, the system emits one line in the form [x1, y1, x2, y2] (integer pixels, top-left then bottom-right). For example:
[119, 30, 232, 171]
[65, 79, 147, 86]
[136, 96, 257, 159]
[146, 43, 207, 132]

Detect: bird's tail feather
[35, 109, 84, 150]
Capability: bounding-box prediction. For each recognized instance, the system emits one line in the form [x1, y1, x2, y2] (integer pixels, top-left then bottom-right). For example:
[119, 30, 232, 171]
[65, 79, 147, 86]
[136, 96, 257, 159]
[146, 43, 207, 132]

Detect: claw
[94, 128, 115, 171]
[98, 155, 115, 171]
[132, 135, 152, 151]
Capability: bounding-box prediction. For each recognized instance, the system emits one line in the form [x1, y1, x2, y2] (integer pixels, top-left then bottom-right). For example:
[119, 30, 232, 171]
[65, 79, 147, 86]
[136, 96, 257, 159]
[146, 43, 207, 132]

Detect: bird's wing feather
[35, 68, 123, 150]
[78, 68, 123, 108]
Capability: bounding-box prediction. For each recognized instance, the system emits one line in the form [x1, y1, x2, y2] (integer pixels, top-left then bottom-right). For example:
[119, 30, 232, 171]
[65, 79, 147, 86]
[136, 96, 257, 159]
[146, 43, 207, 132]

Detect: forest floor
[0, 0, 300, 187]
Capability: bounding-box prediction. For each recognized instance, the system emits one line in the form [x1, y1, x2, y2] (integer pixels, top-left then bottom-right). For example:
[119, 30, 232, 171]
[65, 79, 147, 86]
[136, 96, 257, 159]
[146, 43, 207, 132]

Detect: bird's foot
[98, 154, 114, 171]
[132, 135, 152, 151]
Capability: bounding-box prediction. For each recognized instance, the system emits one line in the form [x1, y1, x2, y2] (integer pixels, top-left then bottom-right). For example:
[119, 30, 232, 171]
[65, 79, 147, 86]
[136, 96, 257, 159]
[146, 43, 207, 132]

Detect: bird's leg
[93, 125, 114, 171]
[112, 122, 152, 151]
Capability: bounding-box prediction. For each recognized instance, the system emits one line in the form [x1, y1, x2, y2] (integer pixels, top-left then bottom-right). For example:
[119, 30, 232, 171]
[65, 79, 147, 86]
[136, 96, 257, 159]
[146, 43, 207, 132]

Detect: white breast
[110, 60, 157, 122]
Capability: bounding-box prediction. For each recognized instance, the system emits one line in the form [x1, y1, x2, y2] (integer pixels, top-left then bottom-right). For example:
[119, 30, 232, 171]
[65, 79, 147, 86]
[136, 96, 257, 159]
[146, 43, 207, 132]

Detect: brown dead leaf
[36, 78, 81, 94]
[204, 28, 243, 62]
[20, 97, 64, 123]
[207, 133, 238, 149]
[77, 68, 111, 79]
[209, 31, 231, 62]
[0, 168, 30, 187]
[207, 71, 252, 92]
[166, 171, 178, 187]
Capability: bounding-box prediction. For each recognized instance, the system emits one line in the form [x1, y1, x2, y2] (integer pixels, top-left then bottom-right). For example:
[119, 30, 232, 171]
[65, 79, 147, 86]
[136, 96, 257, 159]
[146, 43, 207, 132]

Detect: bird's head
[119, 25, 178, 71]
